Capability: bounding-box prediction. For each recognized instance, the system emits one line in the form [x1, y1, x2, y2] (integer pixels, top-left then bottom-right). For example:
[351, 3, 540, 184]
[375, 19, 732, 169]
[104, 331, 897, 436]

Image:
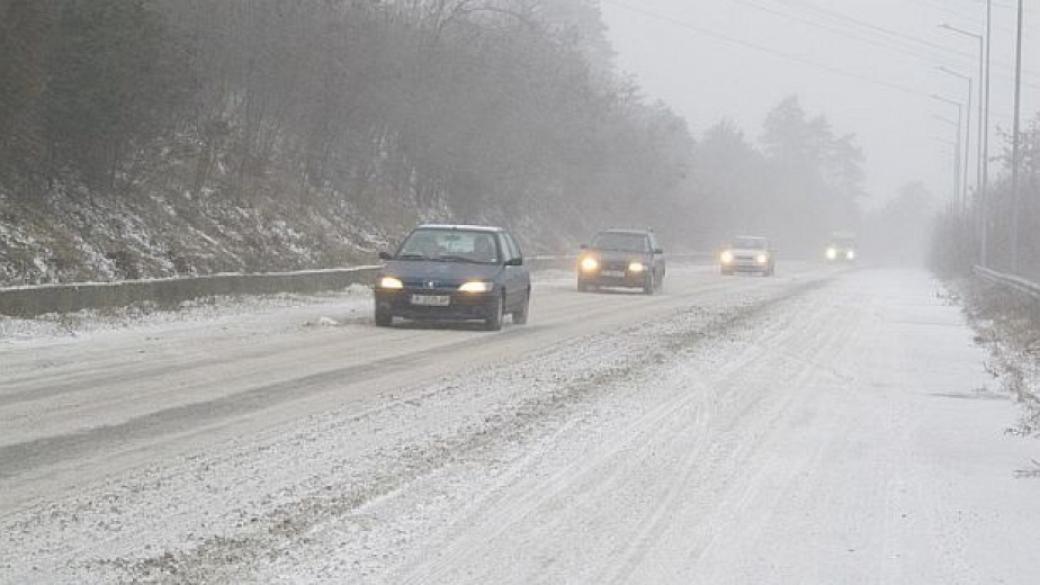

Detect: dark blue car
[374, 225, 531, 331]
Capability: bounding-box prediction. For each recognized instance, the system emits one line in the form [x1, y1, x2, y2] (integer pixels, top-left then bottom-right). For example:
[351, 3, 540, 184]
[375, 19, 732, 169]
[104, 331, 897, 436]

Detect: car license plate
[411, 295, 451, 307]
[602, 270, 625, 278]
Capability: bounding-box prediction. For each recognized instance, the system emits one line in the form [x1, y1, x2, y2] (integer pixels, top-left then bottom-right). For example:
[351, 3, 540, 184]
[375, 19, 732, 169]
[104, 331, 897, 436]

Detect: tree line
[1, 0, 866, 269]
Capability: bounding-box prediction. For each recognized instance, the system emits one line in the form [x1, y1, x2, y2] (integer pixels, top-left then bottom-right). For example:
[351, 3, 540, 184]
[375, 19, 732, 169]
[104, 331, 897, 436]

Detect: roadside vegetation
[930, 115, 1040, 281]
[955, 277, 1040, 436]
[1, 0, 864, 285]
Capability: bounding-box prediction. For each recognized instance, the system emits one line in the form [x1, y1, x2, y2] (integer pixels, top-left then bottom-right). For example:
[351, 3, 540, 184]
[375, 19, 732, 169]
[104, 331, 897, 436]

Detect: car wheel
[375, 306, 393, 327]
[512, 289, 530, 325]
[643, 273, 655, 295]
[484, 293, 505, 331]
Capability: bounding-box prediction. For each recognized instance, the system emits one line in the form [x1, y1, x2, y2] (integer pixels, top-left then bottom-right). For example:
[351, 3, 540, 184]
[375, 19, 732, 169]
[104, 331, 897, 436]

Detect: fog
[4, 2, 1040, 582]
[604, 0, 1038, 209]
[0, 0, 1036, 282]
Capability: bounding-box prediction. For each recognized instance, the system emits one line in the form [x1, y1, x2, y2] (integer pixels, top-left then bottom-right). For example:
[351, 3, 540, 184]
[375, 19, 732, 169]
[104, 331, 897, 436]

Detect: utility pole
[1009, 0, 1024, 272]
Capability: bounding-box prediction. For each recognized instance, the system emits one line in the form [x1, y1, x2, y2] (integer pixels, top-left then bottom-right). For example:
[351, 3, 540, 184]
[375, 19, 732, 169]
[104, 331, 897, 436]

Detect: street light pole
[982, 0, 992, 267]
[935, 96, 965, 210]
[939, 25, 985, 206]
[1009, 0, 1024, 272]
[933, 120, 961, 205]
[932, 94, 965, 208]
[937, 66, 973, 211]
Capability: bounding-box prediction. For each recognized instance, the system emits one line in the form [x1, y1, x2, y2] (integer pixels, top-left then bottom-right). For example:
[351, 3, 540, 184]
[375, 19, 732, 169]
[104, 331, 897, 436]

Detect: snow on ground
[0, 284, 374, 346]
[1, 266, 1037, 584]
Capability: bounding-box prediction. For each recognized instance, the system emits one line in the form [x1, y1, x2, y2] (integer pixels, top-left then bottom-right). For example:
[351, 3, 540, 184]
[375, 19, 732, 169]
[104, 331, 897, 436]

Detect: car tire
[643, 273, 655, 295]
[512, 289, 530, 325]
[375, 306, 393, 327]
[485, 293, 505, 331]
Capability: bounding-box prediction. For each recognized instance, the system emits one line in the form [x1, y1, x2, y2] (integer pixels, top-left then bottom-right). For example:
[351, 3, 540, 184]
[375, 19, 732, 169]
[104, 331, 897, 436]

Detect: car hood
[381, 260, 503, 286]
[585, 250, 648, 262]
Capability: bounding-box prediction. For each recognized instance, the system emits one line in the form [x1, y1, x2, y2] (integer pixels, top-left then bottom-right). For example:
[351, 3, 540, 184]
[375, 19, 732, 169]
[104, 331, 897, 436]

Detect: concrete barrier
[0, 253, 709, 318]
[0, 267, 381, 318]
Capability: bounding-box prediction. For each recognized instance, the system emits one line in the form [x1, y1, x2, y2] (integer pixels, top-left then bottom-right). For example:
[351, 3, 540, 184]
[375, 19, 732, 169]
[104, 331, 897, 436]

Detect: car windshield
[733, 237, 766, 250]
[833, 238, 856, 248]
[397, 229, 499, 264]
[593, 232, 648, 252]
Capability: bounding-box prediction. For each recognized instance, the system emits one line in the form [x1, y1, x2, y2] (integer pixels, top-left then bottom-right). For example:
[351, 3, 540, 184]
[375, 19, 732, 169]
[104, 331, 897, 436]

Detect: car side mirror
[654, 248, 664, 254]
[378, 251, 393, 261]
[506, 256, 524, 266]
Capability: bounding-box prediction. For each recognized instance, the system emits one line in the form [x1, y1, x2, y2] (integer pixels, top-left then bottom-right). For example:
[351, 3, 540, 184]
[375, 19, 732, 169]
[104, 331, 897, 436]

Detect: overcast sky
[601, 0, 1038, 208]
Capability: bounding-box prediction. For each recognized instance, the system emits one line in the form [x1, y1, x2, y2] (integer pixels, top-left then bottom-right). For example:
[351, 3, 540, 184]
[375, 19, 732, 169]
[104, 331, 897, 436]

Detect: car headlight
[720, 251, 734, 264]
[580, 257, 599, 272]
[628, 261, 645, 273]
[846, 250, 856, 260]
[458, 281, 493, 293]
[757, 254, 769, 264]
[826, 247, 838, 260]
[379, 276, 404, 290]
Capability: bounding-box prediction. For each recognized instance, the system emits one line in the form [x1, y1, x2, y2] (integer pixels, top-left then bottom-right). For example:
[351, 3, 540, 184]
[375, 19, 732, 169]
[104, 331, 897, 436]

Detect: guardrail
[0, 252, 708, 318]
[973, 265, 1040, 299]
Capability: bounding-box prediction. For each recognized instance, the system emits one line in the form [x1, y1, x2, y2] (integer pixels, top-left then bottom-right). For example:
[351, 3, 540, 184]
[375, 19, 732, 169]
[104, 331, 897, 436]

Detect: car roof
[416, 224, 505, 233]
[597, 228, 652, 235]
[734, 235, 767, 241]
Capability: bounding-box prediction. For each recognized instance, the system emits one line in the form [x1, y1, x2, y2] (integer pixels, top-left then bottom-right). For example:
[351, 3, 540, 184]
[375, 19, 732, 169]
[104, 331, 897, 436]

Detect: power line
[603, 0, 936, 100]
[764, 0, 1040, 82]
[769, 0, 980, 62]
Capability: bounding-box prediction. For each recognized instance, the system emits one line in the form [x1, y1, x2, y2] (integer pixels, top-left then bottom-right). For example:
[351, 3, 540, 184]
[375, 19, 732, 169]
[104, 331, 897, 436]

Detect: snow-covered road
[1, 265, 1037, 584]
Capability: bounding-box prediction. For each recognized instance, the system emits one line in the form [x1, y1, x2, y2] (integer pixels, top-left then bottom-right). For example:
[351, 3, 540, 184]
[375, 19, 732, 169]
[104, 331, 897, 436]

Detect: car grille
[402, 279, 457, 291]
